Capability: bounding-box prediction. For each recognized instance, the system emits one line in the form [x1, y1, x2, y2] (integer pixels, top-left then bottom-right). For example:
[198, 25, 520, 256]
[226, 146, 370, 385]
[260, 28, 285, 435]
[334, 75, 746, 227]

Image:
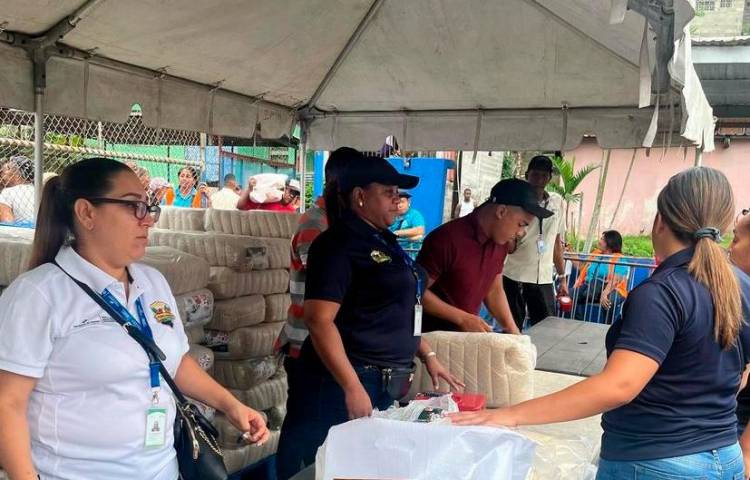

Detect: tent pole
[33, 88, 44, 212]
[694, 146, 703, 167]
[299, 122, 308, 214]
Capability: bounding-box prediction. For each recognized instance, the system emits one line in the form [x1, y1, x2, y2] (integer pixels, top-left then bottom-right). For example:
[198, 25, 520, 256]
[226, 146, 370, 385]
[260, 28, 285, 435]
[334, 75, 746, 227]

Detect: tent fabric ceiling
[0, 0, 714, 151]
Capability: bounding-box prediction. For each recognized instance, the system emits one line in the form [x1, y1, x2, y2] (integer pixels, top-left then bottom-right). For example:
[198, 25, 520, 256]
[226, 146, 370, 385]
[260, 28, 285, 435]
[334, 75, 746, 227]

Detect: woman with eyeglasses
[0, 158, 268, 480]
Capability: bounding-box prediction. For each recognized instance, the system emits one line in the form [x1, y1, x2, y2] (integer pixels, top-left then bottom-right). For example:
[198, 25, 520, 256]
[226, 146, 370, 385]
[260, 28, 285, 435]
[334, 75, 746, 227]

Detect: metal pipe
[33, 91, 44, 213]
[298, 122, 308, 214]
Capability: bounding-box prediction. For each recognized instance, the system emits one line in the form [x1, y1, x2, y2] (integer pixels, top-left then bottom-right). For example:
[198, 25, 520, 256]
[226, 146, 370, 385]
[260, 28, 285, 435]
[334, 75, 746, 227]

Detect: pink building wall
[566, 138, 750, 236]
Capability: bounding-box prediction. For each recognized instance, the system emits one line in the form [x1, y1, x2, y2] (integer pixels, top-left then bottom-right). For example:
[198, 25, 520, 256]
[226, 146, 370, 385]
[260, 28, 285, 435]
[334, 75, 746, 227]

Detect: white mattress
[185, 323, 205, 345]
[229, 372, 288, 412]
[0, 227, 33, 286]
[155, 206, 206, 231]
[149, 229, 290, 271]
[205, 209, 300, 239]
[212, 322, 284, 360]
[174, 288, 214, 328]
[213, 355, 283, 390]
[407, 332, 536, 408]
[210, 295, 266, 332]
[139, 247, 210, 295]
[209, 267, 289, 299]
[221, 430, 280, 474]
[187, 344, 215, 373]
[264, 294, 291, 323]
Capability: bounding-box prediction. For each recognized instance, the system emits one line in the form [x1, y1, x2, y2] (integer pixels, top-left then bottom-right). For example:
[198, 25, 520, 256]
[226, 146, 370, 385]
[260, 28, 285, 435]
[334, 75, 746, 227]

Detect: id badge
[414, 304, 423, 337]
[144, 407, 167, 448]
[536, 237, 546, 254]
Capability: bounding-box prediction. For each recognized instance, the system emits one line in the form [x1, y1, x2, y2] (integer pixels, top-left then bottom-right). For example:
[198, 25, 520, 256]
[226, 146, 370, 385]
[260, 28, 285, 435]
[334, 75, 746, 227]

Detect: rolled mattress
[0, 226, 34, 286]
[406, 331, 537, 408]
[264, 294, 291, 323]
[210, 322, 284, 360]
[209, 295, 266, 332]
[229, 372, 288, 412]
[174, 288, 214, 328]
[221, 430, 280, 474]
[149, 229, 291, 271]
[205, 209, 300, 239]
[140, 247, 210, 295]
[155, 206, 206, 231]
[208, 267, 289, 299]
[212, 355, 283, 390]
[187, 344, 215, 372]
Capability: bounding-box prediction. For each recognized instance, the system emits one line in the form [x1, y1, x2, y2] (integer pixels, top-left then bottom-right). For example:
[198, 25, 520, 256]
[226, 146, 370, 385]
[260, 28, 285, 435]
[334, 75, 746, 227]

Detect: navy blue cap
[339, 156, 419, 191]
[490, 178, 553, 218]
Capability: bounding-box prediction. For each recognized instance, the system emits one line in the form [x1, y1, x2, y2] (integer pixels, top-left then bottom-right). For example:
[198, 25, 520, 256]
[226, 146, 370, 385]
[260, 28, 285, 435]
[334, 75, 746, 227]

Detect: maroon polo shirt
[416, 211, 507, 332]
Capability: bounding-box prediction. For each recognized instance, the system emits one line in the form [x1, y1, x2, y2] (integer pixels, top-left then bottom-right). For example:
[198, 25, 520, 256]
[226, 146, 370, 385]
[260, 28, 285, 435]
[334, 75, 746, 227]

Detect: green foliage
[566, 234, 734, 258]
[501, 152, 515, 179]
[546, 156, 598, 203]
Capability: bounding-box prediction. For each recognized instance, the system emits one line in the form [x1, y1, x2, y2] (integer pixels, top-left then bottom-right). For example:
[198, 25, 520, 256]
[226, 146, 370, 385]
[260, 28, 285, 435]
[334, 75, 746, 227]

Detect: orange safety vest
[574, 250, 629, 298]
[164, 187, 206, 208]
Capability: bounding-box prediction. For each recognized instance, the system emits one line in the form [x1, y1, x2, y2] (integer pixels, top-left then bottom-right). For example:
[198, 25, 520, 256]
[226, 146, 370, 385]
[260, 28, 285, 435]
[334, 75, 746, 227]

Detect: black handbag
[54, 263, 228, 480]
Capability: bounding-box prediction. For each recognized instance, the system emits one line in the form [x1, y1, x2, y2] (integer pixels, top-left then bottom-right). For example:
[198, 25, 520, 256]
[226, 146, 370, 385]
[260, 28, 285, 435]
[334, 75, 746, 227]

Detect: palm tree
[546, 155, 598, 249]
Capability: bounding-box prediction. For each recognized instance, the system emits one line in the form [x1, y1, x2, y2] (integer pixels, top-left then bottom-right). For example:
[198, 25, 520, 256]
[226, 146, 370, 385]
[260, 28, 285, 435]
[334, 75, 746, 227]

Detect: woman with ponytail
[452, 167, 750, 479]
[0, 158, 268, 480]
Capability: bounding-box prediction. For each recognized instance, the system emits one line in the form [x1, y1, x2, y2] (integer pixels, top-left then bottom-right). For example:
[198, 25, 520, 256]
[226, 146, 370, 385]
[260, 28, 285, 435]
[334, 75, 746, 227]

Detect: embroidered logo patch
[150, 301, 175, 327]
[370, 250, 392, 264]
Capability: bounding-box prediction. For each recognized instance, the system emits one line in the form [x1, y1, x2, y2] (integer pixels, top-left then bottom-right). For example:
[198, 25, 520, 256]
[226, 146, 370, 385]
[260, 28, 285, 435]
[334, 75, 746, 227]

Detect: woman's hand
[424, 356, 465, 392]
[223, 400, 270, 446]
[344, 383, 373, 420]
[600, 290, 612, 309]
[447, 407, 518, 428]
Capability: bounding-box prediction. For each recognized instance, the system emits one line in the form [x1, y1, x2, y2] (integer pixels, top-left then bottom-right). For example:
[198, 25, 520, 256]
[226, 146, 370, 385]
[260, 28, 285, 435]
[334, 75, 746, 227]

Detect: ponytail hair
[28, 158, 132, 269]
[323, 179, 353, 227]
[656, 167, 741, 349]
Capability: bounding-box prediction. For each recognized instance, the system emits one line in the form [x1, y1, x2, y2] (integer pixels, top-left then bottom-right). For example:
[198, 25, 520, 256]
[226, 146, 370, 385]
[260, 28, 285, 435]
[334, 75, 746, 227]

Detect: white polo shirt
[503, 192, 565, 285]
[0, 246, 189, 480]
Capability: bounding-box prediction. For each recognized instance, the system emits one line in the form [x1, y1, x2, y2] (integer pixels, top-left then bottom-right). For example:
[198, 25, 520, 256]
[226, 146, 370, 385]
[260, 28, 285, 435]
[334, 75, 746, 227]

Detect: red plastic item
[558, 294, 573, 313]
[415, 392, 487, 411]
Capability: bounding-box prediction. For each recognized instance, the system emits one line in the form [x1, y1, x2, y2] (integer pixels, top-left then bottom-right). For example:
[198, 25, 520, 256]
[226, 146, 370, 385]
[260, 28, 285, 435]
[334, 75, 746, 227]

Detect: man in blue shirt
[390, 191, 425, 256]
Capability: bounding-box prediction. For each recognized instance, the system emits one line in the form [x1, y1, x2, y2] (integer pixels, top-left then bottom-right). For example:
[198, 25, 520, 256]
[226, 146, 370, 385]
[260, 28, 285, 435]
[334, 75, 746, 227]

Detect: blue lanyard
[100, 289, 161, 391]
[375, 233, 423, 303]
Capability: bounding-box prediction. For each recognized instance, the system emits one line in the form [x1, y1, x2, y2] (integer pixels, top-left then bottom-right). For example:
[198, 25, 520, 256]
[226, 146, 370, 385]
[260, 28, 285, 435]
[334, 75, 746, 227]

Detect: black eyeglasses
[86, 198, 161, 222]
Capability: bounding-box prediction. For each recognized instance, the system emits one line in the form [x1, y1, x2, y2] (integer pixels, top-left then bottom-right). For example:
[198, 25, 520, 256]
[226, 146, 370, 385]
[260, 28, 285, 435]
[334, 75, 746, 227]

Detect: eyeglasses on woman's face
[86, 197, 161, 222]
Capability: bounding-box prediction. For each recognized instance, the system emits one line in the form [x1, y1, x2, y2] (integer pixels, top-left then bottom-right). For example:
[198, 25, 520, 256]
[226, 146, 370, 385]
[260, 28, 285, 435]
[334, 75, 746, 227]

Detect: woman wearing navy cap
[276, 154, 462, 480]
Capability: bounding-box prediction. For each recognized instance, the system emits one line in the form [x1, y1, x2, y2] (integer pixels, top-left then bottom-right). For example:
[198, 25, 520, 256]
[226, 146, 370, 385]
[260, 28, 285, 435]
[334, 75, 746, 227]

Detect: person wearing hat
[417, 178, 553, 334]
[503, 155, 568, 331]
[236, 177, 301, 212]
[276, 155, 462, 480]
[390, 190, 426, 256]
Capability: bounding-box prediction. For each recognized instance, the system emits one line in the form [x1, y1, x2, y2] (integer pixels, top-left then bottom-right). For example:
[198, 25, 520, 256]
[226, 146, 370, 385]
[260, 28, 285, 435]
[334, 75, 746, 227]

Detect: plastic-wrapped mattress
[264, 293, 291, 323]
[209, 295, 266, 331]
[173, 288, 214, 328]
[210, 322, 284, 360]
[149, 229, 290, 271]
[187, 344, 215, 372]
[221, 430, 280, 474]
[0, 226, 33, 286]
[212, 355, 282, 390]
[407, 331, 536, 408]
[228, 372, 288, 412]
[155, 206, 206, 231]
[208, 267, 288, 299]
[205, 209, 300, 239]
[139, 247, 210, 295]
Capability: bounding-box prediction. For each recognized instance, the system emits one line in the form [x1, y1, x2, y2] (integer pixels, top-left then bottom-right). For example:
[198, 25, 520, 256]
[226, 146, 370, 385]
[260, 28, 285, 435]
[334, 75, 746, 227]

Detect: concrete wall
[692, 1, 746, 36]
[566, 138, 750, 236]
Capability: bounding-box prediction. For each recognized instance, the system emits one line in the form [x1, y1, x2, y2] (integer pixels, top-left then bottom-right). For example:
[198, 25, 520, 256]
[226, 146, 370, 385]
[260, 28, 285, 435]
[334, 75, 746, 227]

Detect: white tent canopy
[0, 0, 714, 151]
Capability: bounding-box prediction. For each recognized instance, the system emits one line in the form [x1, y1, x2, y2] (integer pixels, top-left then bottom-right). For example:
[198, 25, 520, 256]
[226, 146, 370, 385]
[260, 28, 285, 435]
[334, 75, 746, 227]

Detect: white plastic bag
[315, 417, 535, 480]
[249, 173, 287, 204]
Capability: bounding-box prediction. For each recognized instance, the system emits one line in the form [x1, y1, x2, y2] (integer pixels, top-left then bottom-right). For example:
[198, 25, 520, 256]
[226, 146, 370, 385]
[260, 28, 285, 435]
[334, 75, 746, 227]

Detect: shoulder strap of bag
[53, 261, 191, 406]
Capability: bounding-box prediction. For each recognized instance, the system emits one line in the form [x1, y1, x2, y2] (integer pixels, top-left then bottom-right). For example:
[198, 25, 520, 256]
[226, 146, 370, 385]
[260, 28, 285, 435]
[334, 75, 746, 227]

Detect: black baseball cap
[489, 178, 553, 218]
[338, 155, 419, 191]
[527, 155, 554, 174]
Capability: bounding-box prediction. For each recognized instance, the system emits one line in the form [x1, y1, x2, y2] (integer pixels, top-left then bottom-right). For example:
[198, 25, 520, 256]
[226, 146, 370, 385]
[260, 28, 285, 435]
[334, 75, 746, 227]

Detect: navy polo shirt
[601, 247, 750, 461]
[301, 211, 424, 368]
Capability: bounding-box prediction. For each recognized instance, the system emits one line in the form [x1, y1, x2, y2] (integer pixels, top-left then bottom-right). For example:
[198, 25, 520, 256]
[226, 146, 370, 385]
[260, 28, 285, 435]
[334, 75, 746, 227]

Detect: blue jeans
[597, 443, 744, 479]
[276, 361, 394, 480]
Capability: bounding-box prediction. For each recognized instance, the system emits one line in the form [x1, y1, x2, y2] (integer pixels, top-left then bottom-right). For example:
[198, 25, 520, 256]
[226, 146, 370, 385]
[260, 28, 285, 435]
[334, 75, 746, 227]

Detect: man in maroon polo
[417, 179, 553, 333]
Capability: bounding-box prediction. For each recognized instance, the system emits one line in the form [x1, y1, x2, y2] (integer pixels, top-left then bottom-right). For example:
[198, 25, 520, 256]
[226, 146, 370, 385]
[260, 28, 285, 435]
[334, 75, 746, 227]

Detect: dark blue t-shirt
[302, 211, 424, 368]
[601, 248, 750, 461]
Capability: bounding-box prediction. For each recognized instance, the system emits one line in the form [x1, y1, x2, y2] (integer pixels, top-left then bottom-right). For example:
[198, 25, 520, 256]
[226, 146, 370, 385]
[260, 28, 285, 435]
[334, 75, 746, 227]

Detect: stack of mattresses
[149, 207, 298, 473]
[0, 226, 34, 296]
[140, 246, 217, 421]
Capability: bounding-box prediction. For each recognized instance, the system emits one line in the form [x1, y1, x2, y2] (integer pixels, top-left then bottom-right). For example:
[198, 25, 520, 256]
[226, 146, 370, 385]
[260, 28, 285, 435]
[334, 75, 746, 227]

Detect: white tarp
[0, 0, 714, 151]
